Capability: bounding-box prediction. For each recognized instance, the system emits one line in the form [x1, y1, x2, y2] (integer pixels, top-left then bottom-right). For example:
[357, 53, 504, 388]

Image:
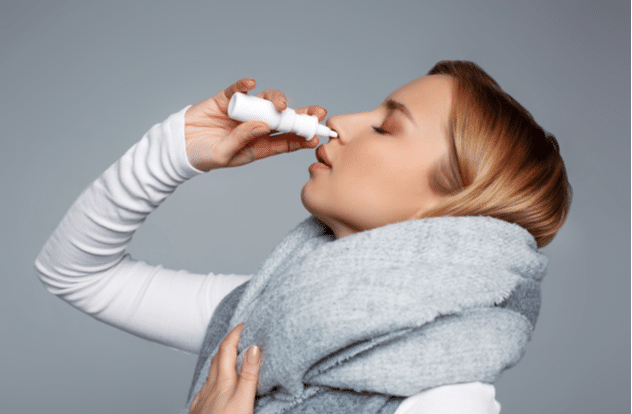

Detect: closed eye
[372, 126, 388, 134]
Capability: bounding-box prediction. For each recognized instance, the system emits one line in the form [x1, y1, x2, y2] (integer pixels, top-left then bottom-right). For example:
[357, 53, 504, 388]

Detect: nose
[326, 110, 372, 144]
[325, 116, 339, 139]
[326, 114, 346, 143]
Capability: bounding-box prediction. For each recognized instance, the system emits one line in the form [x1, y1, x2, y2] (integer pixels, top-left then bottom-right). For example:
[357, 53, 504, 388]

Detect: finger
[206, 352, 220, 387]
[216, 323, 245, 383]
[295, 105, 328, 122]
[210, 78, 257, 114]
[224, 120, 271, 152]
[224, 323, 246, 344]
[232, 345, 261, 408]
[222, 78, 256, 101]
[252, 132, 320, 156]
[264, 131, 320, 150]
[255, 88, 287, 112]
[190, 391, 201, 413]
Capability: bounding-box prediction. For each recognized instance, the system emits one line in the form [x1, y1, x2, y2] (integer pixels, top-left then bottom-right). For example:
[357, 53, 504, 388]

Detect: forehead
[388, 75, 455, 122]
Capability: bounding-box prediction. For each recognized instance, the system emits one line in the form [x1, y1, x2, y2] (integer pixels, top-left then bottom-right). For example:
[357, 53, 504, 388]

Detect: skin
[184, 75, 456, 413]
[189, 324, 261, 414]
[301, 74, 455, 239]
[184, 78, 324, 172]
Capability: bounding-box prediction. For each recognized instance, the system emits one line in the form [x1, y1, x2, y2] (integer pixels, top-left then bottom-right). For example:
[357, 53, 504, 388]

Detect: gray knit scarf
[182, 215, 547, 414]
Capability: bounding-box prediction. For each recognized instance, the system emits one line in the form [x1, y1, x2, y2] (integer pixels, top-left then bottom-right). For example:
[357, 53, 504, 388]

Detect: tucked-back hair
[414, 60, 572, 248]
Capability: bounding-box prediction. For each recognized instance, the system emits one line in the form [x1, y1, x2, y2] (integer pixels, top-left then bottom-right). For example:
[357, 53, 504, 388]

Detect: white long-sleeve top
[34, 105, 502, 414]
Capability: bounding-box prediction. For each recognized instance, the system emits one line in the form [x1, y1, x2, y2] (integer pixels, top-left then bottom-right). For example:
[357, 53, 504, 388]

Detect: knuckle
[240, 369, 259, 382]
[264, 89, 285, 101]
[246, 145, 258, 161]
[212, 153, 230, 168]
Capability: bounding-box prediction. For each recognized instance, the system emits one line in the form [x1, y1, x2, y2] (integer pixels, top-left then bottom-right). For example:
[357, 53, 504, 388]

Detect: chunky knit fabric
[183, 214, 547, 414]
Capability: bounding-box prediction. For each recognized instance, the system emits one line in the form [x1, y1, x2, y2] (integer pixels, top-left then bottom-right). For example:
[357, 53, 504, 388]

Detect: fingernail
[246, 345, 261, 364]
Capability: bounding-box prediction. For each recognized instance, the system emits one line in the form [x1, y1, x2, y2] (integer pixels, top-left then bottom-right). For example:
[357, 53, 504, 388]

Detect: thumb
[232, 345, 261, 405]
[230, 121, 271, 146]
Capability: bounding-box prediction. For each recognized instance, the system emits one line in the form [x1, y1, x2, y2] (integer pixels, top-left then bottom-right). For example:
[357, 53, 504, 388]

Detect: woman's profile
[35, 60, 571, 414]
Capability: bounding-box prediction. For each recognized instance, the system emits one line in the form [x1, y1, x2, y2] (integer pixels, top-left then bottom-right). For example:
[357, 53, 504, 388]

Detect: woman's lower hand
[185, 78, 327, 172]
[189, 323, 262, 414]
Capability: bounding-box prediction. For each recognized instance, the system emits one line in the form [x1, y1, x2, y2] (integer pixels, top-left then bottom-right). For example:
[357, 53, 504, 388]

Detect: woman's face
[301, 74, 455, 239]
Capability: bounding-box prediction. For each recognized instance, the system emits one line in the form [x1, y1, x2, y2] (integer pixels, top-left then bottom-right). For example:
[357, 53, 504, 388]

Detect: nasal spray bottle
[228, 92, 338, 139]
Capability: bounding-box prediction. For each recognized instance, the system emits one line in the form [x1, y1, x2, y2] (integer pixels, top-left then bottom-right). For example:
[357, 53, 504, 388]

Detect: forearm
[34, 105, 200, 296]
[33, 105, 240, 353]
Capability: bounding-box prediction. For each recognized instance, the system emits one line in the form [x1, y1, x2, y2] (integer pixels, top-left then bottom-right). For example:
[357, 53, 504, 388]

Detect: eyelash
[372, 126, 388, 134]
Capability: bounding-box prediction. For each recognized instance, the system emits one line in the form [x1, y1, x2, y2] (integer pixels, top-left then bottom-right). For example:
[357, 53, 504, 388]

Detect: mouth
[315, 145, 332, 168]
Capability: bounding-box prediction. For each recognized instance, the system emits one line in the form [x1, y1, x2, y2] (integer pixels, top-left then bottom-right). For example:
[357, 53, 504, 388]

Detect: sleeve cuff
[165, 104, 206, 179]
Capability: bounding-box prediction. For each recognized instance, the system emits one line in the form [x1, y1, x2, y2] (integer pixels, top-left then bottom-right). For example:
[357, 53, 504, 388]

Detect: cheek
[337, 142, 386, 184]
[342, 146, 383, 178]
[344, 143, 440, 205]
[332, 144, 405, 202]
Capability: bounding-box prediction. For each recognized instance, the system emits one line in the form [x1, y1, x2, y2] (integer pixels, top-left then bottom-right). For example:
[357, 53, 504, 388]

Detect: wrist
[173, 105, 207, 175]
[185, 136, 215, 172]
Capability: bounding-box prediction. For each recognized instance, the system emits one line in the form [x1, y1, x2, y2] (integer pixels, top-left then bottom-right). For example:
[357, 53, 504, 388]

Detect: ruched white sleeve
[34, 105, 252, 355]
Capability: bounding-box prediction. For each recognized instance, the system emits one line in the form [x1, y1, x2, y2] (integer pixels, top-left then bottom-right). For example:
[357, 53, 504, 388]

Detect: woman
[35, 61, 571, 414]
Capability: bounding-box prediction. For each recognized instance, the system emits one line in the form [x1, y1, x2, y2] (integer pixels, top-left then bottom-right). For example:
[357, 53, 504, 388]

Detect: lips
[315, 145, 332, 168]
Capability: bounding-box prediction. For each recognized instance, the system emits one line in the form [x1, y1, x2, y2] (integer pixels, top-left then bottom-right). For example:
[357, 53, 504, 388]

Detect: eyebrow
[384, 98, 417, 126]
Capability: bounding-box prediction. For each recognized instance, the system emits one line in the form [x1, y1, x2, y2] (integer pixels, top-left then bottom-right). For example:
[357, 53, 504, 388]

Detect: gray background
[1, 0, 629, 413]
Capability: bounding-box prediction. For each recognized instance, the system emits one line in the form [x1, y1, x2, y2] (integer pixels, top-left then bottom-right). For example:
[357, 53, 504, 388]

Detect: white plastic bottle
[228, 92, 338, 139]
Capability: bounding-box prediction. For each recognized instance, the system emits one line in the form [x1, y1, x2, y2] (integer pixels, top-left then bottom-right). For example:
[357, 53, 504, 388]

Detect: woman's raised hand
[189, 323, 261, 414]
[185, 78, 327, 172]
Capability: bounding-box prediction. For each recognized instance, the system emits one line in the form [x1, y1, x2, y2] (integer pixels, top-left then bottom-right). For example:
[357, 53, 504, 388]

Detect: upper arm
[36, 251, 252, 354]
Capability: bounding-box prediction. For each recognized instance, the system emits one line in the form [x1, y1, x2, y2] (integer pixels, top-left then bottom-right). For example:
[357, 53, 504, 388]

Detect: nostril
[325, 118, 341, 142]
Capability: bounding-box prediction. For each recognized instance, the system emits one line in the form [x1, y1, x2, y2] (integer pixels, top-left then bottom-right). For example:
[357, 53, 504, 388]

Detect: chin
[300, 185, 319, 217]
[300, 185, 330, 225]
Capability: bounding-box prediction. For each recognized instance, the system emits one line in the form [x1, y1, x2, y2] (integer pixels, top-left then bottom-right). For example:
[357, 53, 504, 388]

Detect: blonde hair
[414, 61, 572, 248]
